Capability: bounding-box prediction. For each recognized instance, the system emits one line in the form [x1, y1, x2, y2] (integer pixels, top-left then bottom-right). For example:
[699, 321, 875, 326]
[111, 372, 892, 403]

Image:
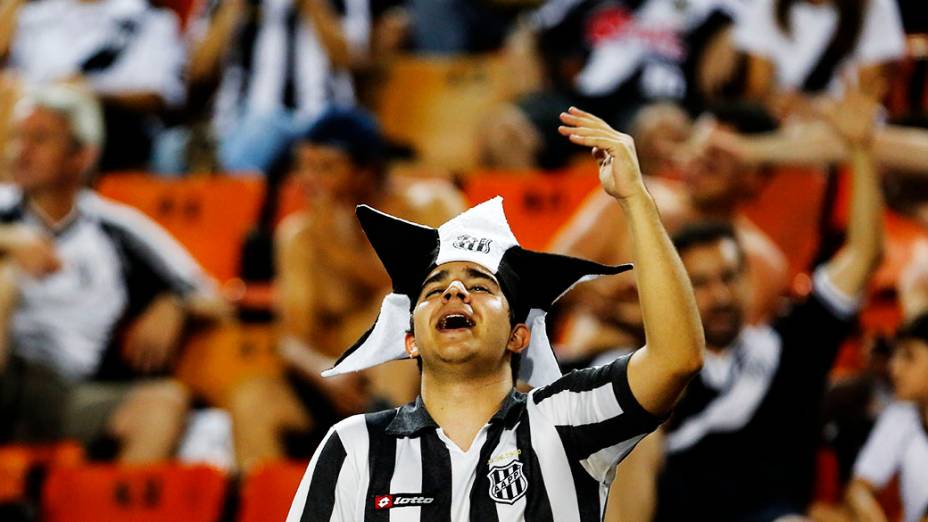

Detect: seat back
[97, 174, 266, 282]
[238, 461, 307, 522]
[0, 442, 83, 503]
[43, 463, 227, 522]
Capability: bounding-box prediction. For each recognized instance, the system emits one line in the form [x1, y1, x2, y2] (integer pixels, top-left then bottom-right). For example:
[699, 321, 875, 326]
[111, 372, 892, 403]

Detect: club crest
[452, 234, 493, 254]
[487, 460, 528, 504]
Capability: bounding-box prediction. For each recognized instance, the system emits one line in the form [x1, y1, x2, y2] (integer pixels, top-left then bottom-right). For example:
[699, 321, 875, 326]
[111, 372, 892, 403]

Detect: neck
[28, 187, 79, 227]
[420, 368, 513, 452]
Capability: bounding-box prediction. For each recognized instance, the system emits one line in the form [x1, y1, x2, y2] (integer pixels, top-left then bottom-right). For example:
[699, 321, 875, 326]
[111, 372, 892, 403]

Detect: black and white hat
[322, 197, 632, 387]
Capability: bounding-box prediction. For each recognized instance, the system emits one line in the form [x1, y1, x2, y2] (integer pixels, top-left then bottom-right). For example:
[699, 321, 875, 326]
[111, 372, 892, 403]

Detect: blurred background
[0, 0, 927, 520]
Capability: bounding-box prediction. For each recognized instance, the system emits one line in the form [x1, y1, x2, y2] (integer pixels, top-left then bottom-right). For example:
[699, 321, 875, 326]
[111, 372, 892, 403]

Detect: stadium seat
[42, 463, 227, 522]
[237, 460, 307, 522]
[375, 55, 512, 171]
[175, 323, 283, 407]
[463, 165, 601, 251]
[97, 174, 266, 282]
[0, 442, 83, 503]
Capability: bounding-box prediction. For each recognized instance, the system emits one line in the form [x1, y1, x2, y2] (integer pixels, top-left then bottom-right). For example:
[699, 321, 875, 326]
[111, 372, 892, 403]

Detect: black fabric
[419, 431, 453, 521]
[355, 204, 440, 297]
[469, 423, 507, 522]
[655, 291, 856, 521]
[300, 431, 347, 521]
[515, 417, 555, 521]
[364, 409, 399, 521]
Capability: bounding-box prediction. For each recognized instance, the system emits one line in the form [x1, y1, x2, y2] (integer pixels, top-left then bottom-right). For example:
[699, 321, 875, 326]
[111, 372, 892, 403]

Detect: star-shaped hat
[322, 197, 632, 387]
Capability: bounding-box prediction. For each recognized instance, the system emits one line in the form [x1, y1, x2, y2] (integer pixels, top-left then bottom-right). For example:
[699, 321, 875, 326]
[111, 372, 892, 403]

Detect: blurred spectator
[226, 107, 466, 471]
[0, 85, 226, 462]
[183, 0, 371, 174]
[654, 86, 884, 521]
[0, 0, 187, 171]
[846, 313, 928, 522]
[551, 102, 788, 357]
[405, 0, 534, 54]
[735, 0, 905, 116]
[481, 0, 742, 170]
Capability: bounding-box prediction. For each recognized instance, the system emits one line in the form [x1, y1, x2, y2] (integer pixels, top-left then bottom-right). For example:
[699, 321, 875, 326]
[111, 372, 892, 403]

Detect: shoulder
[394, 177, 467, 228]
[877, 401, 921, 430]
[276, 211, 313, 247]
[80, 191, 158, 231]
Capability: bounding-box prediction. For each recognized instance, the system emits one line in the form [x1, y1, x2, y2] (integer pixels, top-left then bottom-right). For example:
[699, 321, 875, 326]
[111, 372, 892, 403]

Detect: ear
[404, 332, 419, 358]
[506, 323, 531, 355]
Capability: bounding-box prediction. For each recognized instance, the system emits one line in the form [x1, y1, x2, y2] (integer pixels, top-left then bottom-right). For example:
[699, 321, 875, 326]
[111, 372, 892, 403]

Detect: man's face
[683, 124, 763, 211]
[9, 107, 84, 193]
[407, 261, 525, 377]
[889, 339, 928, 402]
[293, 143, 360, 201]
[680, 238, 747, 350]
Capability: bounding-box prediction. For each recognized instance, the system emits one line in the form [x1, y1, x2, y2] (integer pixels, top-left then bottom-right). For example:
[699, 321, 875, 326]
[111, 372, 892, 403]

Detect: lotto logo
[373, 494, 435, 509]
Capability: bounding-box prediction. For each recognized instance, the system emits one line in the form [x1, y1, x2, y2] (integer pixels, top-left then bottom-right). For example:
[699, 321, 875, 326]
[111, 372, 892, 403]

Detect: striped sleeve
[530, 354, 662, 483]
[287, 425, 359, 522]
[91, 194, 215, 298]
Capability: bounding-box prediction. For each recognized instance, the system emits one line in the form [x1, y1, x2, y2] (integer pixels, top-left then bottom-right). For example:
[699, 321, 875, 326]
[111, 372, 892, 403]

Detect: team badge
[452, 234, 493, 254]
[487, 460, 528, 504]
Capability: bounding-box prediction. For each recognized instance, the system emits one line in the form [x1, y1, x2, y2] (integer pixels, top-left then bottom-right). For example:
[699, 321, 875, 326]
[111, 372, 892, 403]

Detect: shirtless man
[552, 103, 789, 357]
[229, 107, 466, 471]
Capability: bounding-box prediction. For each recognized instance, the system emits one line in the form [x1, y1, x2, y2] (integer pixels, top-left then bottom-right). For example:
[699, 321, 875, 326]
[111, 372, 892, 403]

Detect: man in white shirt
[0, 0, 187, 170]
[0, 85, 226, 462]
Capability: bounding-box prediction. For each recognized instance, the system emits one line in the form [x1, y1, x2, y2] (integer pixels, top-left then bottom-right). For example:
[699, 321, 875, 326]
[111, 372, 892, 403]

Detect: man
[0, 0, 186, 171]
[186, 0, 371, 172]
[654, 90, 885, 520]
[226, 107, 466, 471]
[0, 84, 224, 462]
[286, 106, 705, 520]
[846, 313, 928, 522]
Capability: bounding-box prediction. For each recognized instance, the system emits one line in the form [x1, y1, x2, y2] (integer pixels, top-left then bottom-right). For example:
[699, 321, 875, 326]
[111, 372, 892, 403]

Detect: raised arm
[0, 0, 23, 61]
[819, 88, 885, 298]
[558, 107, 705, 417]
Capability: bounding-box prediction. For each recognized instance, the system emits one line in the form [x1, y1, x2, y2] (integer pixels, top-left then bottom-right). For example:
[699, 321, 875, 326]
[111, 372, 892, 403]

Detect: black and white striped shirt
[288, 354, 660, 521]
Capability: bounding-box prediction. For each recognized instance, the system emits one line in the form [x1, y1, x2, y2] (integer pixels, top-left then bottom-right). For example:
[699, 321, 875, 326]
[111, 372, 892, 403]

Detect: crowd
[0, 0, 926, 521]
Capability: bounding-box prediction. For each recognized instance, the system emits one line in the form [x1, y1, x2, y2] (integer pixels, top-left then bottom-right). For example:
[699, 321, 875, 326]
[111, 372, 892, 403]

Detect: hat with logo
[322, 197, 632, 387]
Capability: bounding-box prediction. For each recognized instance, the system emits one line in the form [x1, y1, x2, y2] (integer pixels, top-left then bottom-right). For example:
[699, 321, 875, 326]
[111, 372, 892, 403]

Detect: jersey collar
[385, 390, 527, 438]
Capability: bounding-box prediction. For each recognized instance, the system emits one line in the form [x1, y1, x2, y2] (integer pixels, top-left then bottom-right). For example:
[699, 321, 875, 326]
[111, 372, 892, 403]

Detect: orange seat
[42, 463, 227, 522]
[96, 173, 266, 283]
[237, 460, 307, 522]
[0, 442, 83, 503]
[463, 166, 601, 251]
[376, 55, 512, 171]
[175, 323, 284, 406]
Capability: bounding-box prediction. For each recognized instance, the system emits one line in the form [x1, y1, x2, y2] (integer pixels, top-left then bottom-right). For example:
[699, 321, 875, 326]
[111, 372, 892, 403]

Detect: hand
[558, 107, 647, 201]
[123, 295, 185, 373]
[819, 82, 880, 148]
[3, 226, 61, 278]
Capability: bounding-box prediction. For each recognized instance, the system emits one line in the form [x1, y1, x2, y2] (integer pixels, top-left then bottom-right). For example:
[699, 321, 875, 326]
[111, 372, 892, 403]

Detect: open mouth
[436, 313, 475, 331]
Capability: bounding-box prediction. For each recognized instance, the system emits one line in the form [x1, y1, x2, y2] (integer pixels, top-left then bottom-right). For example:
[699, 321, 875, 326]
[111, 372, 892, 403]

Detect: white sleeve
[286, 426, 359, 521]
[90, 10, 187, 106]
[341, 0, 370, 56]
[731, 0, 778, 56]
[853, 403, 910, 488]
[854, 0, 905, 66]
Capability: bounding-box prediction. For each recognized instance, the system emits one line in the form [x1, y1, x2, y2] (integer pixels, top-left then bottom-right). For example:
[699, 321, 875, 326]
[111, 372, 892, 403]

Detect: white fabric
[854, 402, 928, 522]
[813, 265, 860, 319]
[210, 0, 370, 132]
[435, 197, 518, 274]
[665, 325, 782, 453]
[733, 0, 904, 93]
[521, 309, 562, 386]
[321, 293, 411, 377]
[11, 0, 186, 106]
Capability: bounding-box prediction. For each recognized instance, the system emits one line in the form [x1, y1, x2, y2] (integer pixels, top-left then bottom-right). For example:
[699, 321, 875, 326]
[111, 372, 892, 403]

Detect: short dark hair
[705, 102, 778, 136]
[671, 221, 745, 267]
[300, 106, 386, 175]
[897, 312, 928, 344]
